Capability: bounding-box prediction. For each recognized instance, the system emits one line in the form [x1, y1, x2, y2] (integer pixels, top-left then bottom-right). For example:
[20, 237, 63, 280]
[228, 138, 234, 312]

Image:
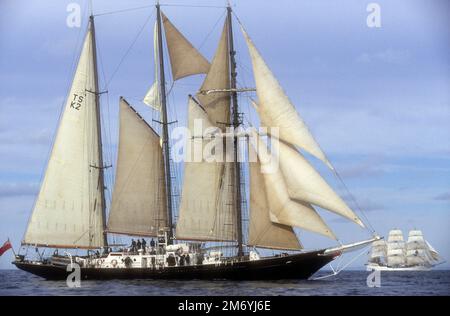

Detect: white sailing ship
[367, 229, 442, 271]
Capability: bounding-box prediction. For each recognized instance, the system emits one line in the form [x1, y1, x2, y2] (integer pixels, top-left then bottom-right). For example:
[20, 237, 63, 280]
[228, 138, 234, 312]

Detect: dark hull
[13, 249, 338, 280]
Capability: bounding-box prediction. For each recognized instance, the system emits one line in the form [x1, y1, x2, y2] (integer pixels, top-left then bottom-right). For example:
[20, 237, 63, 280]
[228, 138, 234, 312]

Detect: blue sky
[0, 0, 449, 270]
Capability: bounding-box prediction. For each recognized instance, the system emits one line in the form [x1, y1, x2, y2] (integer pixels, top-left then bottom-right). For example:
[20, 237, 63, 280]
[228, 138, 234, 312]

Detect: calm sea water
[0, 270, 449, 296]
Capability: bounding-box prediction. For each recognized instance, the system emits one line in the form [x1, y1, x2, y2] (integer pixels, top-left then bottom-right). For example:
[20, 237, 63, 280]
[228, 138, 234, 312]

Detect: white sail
[387, 242, 405, 251]
[406, 249, 432, 266]
[107, 98, 167, 236]
[387, 255, 406, 266]
[277, 139, 364, 226]
[386, 230, 406, 266]
[197, 20, 230, 129]
[161, 12, 210, 81]
[370, 239, 386, 261]
[143, 22, 161, 110]
[242, 28, 332, 169]
[426, 241, 440, 261]
[248, 146, 302, 250]
[176, 97, 236, 241]
[387, 229, 404, 242]
[23, 23, 105, 249]
[252, 132, 336, 239]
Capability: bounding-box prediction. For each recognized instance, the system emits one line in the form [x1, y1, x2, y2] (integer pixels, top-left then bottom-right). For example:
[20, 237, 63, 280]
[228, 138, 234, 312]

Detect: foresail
[197, 19, 230, 130]
[176, 97, 236, 241]
[162, 12, 210, 81]
[23, 24, 105, 249]
[242, 28, 332, 169]
[248, 146, 302, 250]
[251, 132, 336, 239]
[107, 98, 167, 237]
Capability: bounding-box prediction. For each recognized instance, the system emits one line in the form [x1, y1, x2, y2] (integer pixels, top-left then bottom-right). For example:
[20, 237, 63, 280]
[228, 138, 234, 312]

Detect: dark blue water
[0, 270, 449, 296]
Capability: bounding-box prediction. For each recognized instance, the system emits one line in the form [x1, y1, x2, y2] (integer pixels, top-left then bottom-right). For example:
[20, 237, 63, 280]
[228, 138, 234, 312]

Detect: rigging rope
[103, 9, 156, 88]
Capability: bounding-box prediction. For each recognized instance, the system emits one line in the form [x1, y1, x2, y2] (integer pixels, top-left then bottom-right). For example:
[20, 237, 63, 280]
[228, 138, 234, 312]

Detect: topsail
[162, 12, 210, 80]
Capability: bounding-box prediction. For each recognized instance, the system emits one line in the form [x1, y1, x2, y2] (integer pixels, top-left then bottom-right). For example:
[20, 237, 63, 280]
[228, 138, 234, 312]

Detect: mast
[156, 3, 174, 244]
[90, 15, 108, 248]
[227, 6, 244, 257]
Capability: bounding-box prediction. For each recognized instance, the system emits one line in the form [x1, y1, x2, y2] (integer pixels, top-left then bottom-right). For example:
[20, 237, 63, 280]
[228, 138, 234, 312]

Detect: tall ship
[13, 2, 378, 280]
[366, 229, 442, 271]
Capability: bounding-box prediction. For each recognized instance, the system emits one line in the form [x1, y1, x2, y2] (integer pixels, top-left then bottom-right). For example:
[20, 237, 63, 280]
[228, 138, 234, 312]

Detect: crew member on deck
[142, 238, 147, 254]
[137, 239, 142, 252]
[131, 239, 136, 253]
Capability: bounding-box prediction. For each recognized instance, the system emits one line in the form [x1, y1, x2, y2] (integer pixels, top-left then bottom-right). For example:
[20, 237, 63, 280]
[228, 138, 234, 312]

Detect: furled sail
[242, 28, 332, 169]
[251, 131, 336, 239]
[197, 20, 230, 129]
[107, 98, 167, 236]
[143, 21, 161, 110]
[248, 146, 302, 250]
[162, 12, 210, 81]
[176, 97, 236, 241]
[23, 23, 105, 249]
[277, 140, 364, 226]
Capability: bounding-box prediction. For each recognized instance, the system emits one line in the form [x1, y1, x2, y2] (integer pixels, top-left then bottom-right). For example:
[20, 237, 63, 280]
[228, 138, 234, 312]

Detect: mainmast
[156, 3, 174, 244]
[227, 6, 244, 257]
[90, 15, 108, 248]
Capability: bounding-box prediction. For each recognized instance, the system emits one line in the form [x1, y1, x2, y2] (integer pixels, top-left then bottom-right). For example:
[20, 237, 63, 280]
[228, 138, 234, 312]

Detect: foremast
[156, 3, 174, 244]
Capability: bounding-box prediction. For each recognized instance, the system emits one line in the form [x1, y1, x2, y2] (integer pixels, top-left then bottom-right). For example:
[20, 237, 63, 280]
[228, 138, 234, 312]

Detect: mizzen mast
[156, 3, 174, 244]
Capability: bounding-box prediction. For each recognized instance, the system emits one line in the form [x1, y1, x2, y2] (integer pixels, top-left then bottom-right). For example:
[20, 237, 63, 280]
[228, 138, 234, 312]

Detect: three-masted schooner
[13, 3, 379, 280]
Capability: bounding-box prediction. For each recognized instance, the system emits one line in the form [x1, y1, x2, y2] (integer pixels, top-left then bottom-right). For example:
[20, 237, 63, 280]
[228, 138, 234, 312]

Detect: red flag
[0, 239, 12, 256]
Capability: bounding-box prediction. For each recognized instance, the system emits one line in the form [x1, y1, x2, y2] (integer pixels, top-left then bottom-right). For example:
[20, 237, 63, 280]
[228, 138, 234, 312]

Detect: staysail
[161, 12, 210, 81]
[242, 28, 332, 169]
[176, 97, 236, 241]
[107, 98, 167, 236]
[277, 140, 364, 226]
[248, 146, 302, 250]
[251, 131, 336, 239]
[23, 21, 105, 249]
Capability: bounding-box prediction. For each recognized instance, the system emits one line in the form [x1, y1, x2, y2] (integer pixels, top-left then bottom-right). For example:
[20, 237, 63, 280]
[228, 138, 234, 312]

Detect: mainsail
[107, 98, 167, 236]
[176, 97, 236, 241]
[23, 20, 105, 249]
